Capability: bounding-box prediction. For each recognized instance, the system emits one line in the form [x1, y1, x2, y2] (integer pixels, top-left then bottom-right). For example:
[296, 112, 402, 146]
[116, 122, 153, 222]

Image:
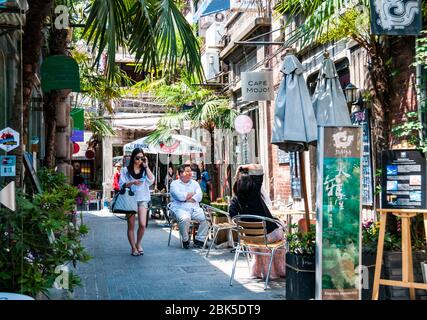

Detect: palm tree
[84, 0, 203, 82]
[17, 0, 202, 178]
[275, 0, 397, 161]
[144, 79, 237, 199]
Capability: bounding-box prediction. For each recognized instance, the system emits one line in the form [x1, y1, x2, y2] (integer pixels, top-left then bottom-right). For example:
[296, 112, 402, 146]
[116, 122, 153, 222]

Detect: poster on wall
[316, 126, 362, 300]
[351, 108, 374, 206]
[381, 149, 426, 209]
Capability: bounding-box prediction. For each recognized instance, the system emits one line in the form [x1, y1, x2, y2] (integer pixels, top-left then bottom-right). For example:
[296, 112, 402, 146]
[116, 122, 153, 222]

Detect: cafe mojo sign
[241, 71, 274, 101]
[370, 0, 421, 35]
[316, 126, 362, 300]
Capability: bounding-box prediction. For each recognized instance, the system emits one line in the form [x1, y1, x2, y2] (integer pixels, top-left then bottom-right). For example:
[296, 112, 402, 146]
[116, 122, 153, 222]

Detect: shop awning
[193, 0, 229, 23]
[111, 113, 163, 131]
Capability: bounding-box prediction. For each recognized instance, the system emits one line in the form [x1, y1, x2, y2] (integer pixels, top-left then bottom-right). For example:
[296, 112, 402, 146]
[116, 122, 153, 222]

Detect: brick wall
[389, 37, 418, 148]
[266, 48, 292, 203]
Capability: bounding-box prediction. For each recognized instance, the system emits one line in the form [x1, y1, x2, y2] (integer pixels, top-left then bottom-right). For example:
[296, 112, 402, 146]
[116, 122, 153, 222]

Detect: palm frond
[276, 0, 371, 48]
[158, 110, 190, 128]
[145, 125, 176, 144]
[85, 113, 116, 137]
[84, 0, 132, 82]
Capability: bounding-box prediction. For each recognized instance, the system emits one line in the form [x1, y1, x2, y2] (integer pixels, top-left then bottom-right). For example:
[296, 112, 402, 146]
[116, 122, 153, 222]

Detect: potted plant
[285, 224, 316, 300]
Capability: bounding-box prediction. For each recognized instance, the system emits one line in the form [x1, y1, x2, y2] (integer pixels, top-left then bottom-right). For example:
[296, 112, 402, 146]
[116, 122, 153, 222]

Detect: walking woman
[119, 148, 155, 256]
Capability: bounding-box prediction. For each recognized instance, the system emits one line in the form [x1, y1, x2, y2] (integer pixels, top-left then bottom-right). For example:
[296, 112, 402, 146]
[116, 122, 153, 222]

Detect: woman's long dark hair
[127, 148, 146, 179]
[232, 173, 259, 202]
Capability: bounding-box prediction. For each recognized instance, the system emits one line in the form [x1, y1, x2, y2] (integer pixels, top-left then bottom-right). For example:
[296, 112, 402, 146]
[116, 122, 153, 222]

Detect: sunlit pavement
[65, 210, 286, 300]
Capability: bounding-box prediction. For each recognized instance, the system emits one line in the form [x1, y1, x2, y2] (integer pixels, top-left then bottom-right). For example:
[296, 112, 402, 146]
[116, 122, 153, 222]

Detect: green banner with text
[317, 126, 362, 300]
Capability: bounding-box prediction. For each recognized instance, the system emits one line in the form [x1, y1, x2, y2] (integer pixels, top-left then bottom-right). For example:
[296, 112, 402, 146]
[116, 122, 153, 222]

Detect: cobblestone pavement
[70, 210, 286, 300]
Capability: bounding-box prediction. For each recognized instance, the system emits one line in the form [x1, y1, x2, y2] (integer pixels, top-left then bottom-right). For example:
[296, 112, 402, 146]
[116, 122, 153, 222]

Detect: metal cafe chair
[230, 215, 286, 290]
[166, 203, 199, 248]
[149, 193, 167, 220]
[86, 190, 101, 211]
[200, 203, 237, 257]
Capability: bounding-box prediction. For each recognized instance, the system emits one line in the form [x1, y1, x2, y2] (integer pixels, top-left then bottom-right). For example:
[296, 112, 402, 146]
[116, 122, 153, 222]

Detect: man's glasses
[135, 157, 145, 161]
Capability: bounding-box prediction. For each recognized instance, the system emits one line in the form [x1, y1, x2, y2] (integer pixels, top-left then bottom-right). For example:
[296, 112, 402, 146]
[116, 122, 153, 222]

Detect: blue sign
[351, 109, 374, 206]
[71, 129, 84, 142]
[0, 155, 16, 177]
[0, 1, 17, 8]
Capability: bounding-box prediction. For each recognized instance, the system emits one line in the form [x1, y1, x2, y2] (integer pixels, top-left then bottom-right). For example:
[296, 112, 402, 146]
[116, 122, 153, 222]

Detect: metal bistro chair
[149, 193, 167, 220]
[200, 203, 237, 257]
[166, 203, 200, 248]
[230, 215, 286, 290]
[86, 191, 101, 211]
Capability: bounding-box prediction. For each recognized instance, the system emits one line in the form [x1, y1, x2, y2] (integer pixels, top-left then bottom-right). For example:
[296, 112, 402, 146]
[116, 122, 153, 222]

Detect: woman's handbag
[111, 186, 137, 215]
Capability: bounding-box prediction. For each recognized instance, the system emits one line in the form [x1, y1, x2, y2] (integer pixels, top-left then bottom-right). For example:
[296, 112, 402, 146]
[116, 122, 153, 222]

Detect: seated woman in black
[228, 164, 286, 279]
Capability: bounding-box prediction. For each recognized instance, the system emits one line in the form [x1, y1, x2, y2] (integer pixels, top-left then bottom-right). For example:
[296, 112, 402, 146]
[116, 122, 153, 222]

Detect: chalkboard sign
[23, 152, 43, 194]
[381, 149, 426, 209]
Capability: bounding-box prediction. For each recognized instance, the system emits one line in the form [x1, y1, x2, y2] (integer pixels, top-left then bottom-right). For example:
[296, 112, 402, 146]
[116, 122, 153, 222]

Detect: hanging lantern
[85, 149, 95, 159]
[73, 142, 80, 154]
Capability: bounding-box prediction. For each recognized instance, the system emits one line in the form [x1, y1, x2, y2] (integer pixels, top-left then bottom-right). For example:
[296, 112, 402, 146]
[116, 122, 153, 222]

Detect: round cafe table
[0, 292, 34, 300]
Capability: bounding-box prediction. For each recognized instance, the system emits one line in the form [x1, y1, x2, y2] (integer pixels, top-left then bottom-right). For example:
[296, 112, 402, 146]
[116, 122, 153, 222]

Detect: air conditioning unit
[202, 51, 220, 81]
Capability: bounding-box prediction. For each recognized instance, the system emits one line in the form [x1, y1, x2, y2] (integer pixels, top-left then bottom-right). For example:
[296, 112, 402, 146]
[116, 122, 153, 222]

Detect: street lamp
[344, 83, 358, 104]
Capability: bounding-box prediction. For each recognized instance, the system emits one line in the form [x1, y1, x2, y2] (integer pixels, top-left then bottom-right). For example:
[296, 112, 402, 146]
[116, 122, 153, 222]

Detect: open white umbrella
[124, 134, 206, 155]
[123, 134, 206, 191]
[312, 52, 351, 126]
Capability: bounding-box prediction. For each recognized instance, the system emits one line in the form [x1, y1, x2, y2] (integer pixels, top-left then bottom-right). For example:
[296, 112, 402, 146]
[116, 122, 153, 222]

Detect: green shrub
[286, 224, 316, 256]
[0, 170, 91, 298]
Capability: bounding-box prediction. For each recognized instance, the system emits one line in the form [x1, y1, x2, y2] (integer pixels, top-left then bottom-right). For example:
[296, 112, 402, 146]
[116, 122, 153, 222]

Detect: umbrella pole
[299, 151, 311, 233]
[166, 154, 170, 193]
[156, 153, 159, 189]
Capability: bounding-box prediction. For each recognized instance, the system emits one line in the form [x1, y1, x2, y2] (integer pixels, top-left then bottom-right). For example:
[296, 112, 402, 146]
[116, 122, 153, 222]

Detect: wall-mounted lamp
[344, 82, 358, 104]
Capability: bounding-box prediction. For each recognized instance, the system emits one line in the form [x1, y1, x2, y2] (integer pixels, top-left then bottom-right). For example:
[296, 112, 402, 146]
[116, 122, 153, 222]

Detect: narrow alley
[71, 210, 286, 300]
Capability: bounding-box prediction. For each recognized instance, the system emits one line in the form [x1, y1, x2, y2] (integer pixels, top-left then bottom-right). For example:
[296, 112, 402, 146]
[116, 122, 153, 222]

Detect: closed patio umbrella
[312, 51, 351, 126]
[272, 48, 318, 230]
[272, 50, 318, 152]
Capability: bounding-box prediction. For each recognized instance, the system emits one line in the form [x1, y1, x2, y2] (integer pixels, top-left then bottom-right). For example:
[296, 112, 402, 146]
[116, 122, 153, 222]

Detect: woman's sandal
[131, 251, 140, 256]
[138, 249, 144, 256]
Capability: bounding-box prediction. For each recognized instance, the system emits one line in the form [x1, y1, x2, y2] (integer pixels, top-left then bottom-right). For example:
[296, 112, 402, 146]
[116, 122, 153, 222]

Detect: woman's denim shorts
[137, 201, 149, 209]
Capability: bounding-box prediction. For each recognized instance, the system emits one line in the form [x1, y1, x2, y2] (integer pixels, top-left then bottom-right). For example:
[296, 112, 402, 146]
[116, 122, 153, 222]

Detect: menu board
[381, 150, 426, 209]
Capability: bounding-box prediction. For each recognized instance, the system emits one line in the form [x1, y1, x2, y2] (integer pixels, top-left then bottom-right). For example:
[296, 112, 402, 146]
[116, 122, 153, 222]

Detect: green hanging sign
[41, 55, 80, 93]
[316, 126, 362, 300]
[70, 108, 84, 130]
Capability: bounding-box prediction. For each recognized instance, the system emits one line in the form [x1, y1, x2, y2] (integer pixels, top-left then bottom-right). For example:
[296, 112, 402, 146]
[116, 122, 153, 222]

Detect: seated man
[170, 164, 208, 249]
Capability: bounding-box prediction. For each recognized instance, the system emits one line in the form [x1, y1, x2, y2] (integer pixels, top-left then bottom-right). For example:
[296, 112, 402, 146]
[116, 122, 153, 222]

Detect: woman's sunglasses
[135, 156, 145, 161]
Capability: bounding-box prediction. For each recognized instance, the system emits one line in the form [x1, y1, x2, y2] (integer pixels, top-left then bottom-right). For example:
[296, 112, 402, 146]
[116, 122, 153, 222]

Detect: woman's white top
[119, 167, 154, 202]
